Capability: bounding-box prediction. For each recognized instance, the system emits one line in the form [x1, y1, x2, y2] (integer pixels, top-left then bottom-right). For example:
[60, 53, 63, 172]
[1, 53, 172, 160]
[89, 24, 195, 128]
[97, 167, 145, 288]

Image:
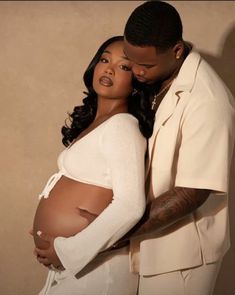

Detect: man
[121, 1, 235, 294]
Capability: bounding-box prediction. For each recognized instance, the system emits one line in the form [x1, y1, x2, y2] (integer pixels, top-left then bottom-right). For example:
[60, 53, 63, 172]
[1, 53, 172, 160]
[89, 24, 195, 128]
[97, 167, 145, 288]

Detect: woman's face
[93, 41, 133, 100]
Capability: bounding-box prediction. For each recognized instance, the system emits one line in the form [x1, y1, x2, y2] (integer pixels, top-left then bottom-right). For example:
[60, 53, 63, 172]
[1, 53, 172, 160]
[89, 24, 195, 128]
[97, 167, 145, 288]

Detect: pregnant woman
[32, 36, 154, 295]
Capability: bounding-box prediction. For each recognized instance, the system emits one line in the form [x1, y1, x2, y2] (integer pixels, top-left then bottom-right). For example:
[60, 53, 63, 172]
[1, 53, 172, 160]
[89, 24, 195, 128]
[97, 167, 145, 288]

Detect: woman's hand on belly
[35, 231, 63, 270]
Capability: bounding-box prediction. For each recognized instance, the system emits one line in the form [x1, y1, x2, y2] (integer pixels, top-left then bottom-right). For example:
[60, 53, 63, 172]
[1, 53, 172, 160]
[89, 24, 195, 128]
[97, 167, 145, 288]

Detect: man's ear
[173, 41, 184, 60]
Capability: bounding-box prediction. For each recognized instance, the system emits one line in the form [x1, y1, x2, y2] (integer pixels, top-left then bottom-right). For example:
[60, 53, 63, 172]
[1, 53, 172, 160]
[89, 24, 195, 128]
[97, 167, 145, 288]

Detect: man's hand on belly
[35, 231, 64, 270]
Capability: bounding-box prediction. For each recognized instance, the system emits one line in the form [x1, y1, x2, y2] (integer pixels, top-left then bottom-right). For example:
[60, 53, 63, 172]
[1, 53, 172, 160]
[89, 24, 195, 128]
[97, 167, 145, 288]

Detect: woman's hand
[29, 228, 38, 257]
[35, 231, 64, 270]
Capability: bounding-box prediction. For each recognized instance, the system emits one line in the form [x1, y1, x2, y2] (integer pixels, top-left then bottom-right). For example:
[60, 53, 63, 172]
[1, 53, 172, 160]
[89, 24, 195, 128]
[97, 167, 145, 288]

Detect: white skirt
[38, 247, 138, 295]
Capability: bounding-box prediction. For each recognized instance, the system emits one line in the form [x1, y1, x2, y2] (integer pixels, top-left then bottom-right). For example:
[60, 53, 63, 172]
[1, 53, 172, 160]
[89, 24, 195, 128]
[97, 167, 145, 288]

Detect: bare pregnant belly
[33, 176, 113, 249]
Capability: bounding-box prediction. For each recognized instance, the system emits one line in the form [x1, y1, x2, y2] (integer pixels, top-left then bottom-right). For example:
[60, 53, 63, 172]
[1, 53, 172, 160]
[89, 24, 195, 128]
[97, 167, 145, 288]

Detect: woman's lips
[99, 76, 113, 87]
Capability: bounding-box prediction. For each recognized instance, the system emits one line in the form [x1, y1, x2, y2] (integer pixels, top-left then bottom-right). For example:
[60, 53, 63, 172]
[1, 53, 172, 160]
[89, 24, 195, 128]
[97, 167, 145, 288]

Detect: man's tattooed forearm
[137, 187, 210, 235]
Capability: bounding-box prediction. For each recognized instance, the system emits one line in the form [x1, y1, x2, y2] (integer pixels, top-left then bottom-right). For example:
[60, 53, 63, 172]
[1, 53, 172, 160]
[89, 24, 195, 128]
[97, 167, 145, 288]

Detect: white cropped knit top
[39, 113, 147, 275]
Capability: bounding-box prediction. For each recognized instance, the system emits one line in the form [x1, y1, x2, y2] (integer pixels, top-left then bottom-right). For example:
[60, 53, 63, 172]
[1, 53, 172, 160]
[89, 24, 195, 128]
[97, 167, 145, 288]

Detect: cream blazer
[130, 50, 235, 276]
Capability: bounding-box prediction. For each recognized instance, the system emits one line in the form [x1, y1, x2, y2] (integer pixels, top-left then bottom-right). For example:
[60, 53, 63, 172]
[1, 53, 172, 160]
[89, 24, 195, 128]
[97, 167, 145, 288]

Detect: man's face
[123, 40, 177, 85]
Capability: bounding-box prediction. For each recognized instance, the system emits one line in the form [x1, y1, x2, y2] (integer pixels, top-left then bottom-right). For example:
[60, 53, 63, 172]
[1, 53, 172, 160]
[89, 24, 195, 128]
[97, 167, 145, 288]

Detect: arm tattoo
[135, 187, 210, 236]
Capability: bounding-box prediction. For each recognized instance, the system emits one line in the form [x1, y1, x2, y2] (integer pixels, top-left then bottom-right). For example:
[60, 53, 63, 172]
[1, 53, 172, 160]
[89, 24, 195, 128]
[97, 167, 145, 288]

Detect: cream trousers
[38, 248, 222, 295]
[38, 247, 138, 295]
[138, 260, 222, 295]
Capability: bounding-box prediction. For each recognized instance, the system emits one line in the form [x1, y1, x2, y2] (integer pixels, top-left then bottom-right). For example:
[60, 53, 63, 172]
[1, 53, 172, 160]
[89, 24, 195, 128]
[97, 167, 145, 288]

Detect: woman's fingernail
[37, 230, 42, 236]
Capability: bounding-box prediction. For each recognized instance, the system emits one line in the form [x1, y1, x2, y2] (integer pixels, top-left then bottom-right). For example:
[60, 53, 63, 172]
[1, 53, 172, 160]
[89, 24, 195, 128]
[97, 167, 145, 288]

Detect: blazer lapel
[147, 50, 201, 171]
[148, 89, 180, 156]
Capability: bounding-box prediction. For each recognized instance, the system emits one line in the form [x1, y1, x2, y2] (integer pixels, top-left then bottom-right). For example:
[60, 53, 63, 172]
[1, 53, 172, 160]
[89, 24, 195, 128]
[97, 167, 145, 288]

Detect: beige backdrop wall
[0, 1, 234, 294]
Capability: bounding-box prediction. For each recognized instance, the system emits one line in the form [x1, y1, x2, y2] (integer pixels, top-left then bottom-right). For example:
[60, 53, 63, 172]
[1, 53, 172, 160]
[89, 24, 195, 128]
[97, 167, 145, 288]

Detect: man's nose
[132, 64, 145, 77]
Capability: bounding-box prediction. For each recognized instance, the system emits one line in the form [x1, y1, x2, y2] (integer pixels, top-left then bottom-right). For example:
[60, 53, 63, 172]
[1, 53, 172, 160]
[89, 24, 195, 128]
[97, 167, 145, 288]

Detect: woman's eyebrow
[122, 55, 130, 60]
[123, 49, 129, 59]
[103, 50, 111, 54]
[103, 50, 129, 60]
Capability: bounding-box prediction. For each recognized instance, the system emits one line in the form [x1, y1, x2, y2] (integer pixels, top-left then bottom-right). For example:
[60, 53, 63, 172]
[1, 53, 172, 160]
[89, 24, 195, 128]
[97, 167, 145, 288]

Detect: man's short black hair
[124, 1, 183, 51]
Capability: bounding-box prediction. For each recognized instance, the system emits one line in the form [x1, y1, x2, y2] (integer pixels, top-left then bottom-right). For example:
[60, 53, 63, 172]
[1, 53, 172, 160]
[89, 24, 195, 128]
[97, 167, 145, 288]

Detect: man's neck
[147, 41, 192, 107]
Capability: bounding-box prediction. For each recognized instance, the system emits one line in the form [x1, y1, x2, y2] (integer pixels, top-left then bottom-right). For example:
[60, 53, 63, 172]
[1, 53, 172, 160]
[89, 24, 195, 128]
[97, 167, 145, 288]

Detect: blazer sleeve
[175, 99, 235, 192]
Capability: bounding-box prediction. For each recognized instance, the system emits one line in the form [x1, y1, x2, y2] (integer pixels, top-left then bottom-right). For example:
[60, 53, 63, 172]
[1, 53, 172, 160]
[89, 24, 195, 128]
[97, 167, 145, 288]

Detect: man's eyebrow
[139, 63, 156, 67]
[123, 49, 156, 66]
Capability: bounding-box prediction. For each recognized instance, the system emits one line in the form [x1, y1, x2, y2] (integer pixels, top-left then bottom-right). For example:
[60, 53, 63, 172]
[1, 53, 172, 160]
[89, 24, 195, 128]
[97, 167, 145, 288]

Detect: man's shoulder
[181, 49, 233, 103]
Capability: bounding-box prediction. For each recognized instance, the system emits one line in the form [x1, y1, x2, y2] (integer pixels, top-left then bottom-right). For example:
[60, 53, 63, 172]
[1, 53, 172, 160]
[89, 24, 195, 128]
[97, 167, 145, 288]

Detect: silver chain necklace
[151, 79, 174, 110]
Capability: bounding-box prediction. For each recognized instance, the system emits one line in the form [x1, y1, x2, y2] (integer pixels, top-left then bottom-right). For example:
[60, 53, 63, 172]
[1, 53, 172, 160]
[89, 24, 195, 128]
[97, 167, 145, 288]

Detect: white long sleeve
[54, 114, 146, 276]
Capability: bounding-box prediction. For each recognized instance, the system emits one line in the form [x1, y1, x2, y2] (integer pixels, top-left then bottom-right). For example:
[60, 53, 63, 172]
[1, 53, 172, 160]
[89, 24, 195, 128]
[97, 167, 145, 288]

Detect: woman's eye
[100, 57, 108, 63]
[120, 65, 131, 71]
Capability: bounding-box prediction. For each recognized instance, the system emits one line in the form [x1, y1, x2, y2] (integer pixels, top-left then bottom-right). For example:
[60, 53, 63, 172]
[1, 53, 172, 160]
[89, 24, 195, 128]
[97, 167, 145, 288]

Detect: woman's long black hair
[62, 36, 155, 147]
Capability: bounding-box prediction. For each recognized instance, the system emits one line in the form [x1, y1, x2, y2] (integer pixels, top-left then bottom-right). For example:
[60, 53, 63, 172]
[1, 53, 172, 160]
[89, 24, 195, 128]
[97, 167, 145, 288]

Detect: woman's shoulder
[105, 113, 140, 132]
[102, 113, 145, 143]
[104, 113, 138, 128]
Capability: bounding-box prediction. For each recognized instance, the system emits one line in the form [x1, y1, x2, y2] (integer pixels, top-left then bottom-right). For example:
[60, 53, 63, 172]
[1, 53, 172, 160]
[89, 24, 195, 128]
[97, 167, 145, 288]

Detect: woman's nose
[105, 66, 114, 75]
